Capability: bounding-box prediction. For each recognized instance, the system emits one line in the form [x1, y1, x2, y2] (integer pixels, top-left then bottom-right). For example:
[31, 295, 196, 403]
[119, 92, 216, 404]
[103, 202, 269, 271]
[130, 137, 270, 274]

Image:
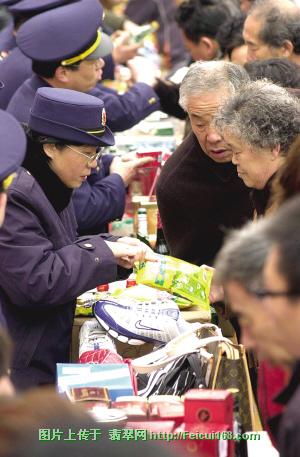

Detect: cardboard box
[57, 363, 134, 401]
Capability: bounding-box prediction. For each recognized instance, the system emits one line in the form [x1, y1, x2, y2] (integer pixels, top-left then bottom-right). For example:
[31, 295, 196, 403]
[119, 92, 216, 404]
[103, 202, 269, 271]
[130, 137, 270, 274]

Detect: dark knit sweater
[156, 132, 253, 266]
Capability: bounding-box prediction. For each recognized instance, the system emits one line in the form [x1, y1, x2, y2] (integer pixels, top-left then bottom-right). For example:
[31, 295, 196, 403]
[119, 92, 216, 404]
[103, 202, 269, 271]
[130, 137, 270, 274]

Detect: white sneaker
[79, 318, 117, 357]
[93, 299, 191, 345]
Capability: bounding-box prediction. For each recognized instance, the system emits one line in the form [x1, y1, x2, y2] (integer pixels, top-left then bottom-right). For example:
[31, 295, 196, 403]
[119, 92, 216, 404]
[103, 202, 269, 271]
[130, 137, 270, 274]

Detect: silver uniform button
[95, 257, 100, 263]
[84, 243, 93, 248]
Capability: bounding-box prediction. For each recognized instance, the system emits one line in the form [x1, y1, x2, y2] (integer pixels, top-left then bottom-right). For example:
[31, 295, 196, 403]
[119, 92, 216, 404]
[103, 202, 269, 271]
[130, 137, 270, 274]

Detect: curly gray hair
[179, 61, 250, 111]
[214, 79, 300, 153]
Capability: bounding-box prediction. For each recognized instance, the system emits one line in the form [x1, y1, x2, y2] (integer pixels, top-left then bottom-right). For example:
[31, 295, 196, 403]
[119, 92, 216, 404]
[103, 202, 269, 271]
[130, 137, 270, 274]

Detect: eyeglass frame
[246, 286, 300, 300]
[66, 144, 103, 163]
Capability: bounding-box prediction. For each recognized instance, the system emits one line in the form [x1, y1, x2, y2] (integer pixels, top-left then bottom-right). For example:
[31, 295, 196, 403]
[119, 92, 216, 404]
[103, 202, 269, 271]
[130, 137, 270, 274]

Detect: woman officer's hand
[105, 238, 158, 269]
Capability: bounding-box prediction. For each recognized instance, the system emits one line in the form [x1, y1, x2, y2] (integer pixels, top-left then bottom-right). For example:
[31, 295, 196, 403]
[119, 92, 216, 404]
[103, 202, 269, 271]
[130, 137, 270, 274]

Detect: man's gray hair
[214, 79, 300, 153]
[214, 219, 271, 290]
[179, 61, 250, 111]
[249, 0, 300, 55]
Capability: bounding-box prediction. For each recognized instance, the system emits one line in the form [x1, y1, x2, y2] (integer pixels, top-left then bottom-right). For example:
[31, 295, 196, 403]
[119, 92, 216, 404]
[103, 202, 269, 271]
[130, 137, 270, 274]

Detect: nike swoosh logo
[135, 320, 161, 332]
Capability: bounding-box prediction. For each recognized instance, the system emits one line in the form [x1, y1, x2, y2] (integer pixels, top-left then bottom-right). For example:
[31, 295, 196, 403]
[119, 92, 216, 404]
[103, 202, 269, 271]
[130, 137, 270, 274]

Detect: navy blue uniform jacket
[73, 154, 126, 235]
[0, 50, 116, 110]
[0, 168, 119, 389]
[7, 74, 160, 132]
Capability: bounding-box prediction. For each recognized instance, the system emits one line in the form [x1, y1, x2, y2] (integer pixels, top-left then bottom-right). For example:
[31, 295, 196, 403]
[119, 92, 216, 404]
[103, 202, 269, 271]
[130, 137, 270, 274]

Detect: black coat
[156, 132, 253, 266]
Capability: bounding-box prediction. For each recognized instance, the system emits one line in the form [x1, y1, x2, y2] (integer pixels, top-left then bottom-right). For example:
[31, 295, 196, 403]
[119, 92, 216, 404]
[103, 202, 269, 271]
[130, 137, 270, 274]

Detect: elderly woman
[214, 80, 300, 216]
[0, 87, 156, 390]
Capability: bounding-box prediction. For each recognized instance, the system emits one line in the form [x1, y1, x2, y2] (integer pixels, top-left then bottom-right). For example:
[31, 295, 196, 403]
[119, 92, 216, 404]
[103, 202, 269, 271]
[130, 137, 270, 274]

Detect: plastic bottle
[131, 21, 159, 43]
[137, 208, 150, 246]
[155, 212, 169, 255]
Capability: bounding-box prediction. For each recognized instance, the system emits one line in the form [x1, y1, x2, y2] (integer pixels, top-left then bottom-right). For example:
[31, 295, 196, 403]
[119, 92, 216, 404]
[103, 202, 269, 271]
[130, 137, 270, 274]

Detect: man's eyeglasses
[0, 173, 17, 192]
[66, 145, 102, 164]
[247, 287, 300, 300]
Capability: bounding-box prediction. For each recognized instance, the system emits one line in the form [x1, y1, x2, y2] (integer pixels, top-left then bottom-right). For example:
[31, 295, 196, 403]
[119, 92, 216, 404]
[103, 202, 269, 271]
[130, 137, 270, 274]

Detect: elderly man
[213, 216, 291, 440]
[251, 196, 300, 456]
[243, 0, 300, 63]
[215, 194, 300, 455]
[215, 80, 300, 216]
[156, 61, 252, 267]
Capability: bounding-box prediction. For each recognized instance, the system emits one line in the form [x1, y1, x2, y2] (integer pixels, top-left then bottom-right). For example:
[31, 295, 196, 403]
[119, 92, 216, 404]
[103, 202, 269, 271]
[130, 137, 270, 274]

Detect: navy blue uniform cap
[28, 87, 115, 147]
[16, 0, 112, 63]
[0, 110, 26, 183]
[9, 0, 77, 15]
[0, 0, 18, 5]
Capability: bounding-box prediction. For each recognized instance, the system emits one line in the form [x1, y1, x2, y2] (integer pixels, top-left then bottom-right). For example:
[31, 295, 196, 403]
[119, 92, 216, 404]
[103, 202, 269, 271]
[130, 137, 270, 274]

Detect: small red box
[184, 389, 233, 425]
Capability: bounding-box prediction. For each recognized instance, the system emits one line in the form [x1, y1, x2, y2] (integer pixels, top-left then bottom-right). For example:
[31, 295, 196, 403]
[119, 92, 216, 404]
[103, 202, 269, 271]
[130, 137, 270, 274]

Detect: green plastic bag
[135, 255, 213, 311]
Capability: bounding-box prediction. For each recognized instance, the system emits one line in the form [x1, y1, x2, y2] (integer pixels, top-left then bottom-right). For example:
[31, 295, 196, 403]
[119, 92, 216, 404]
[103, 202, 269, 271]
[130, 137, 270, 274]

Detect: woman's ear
[43, 144, 56, 160]
[281, 40, 294, 58]
[271, 144, 281, 160]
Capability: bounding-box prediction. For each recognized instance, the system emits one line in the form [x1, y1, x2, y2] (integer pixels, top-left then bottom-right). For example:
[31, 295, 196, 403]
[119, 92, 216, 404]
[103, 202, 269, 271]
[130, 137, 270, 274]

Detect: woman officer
[0, 87, 156, 390]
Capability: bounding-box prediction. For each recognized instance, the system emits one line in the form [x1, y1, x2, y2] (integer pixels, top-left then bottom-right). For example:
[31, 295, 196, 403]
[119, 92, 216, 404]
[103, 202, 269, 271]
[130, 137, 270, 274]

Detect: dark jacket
[7, 74, 160, 132]
[0, 147, 120, 390]
[251, 173, 276, 217]
[267, 362, 300, 457]
[156, 132, 253, 266]
[73, 154, 126, 235]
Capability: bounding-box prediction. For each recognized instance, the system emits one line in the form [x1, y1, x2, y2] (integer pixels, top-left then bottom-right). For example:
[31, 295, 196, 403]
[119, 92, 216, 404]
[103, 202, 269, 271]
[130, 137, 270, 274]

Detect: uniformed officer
[0, 0, 81, 110]
[0, 0, 17, 53]
[0, 82, 26, 328]
[0, 86, 157, 390]
[0, 0, 75, 54]
[0, 108, 26, 228]
[0, 0, 120, 109]
[7, 0, 161, 131]
[6, 0, 156, 235]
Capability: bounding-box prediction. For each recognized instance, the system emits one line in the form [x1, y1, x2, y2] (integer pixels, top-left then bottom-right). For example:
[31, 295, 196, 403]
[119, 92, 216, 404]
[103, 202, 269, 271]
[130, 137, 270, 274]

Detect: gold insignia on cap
[148, 97, 157, 105]
[101, 108, 107, 127]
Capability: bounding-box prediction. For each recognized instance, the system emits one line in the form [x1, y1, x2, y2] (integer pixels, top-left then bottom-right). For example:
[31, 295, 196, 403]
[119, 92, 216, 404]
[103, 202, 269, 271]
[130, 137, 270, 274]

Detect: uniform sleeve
[102, 54, 115, 81]
[90, 83, 161, 132]
[0, 190, 118, 308]
[153, 79, 186, 120]
[72, 172, 126, 233]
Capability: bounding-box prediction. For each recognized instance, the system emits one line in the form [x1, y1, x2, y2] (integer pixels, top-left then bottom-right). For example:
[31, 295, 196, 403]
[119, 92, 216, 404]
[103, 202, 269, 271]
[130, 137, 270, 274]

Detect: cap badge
[101, 108, 106, 127]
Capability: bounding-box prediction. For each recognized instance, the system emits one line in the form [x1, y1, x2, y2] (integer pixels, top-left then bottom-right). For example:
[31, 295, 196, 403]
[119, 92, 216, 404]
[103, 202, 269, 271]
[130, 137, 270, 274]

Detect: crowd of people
[1, 0, 300, 456]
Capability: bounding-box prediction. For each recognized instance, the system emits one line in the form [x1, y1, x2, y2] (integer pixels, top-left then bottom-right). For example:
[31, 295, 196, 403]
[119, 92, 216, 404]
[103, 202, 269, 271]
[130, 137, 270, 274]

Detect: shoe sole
[96, 317, 145, 345]
[93, 300, 180, 346]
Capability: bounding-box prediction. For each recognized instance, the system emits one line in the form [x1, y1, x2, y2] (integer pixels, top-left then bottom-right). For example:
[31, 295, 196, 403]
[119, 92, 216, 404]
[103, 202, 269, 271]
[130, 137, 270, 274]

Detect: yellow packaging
[135, 255, 213, 310]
